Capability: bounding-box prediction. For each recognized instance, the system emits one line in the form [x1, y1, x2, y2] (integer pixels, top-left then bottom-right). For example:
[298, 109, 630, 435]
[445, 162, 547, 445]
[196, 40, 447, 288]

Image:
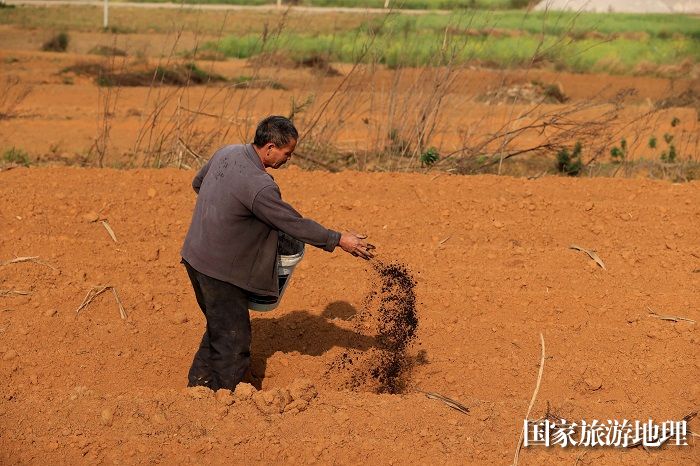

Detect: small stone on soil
[234, 383, 256, 401]
[82, 211, 99, 223]
[584, 377, 603, 391]
[171, 312, 188, 324]
[100, 408, 113, 426]
[215, 389, 235, 406]
[186, 386, 213, 399]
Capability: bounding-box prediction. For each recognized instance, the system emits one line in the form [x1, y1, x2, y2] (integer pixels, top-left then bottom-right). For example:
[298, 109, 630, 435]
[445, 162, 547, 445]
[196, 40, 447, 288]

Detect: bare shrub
[0, 76, 32, 120]
[89, 55, 123, 167]
[82, 7, 696, 179]
[88, 45, 127, 57]
[441, 89, 646, 175]
[128, 11, 303, 169]
[42, 32, 69, 52]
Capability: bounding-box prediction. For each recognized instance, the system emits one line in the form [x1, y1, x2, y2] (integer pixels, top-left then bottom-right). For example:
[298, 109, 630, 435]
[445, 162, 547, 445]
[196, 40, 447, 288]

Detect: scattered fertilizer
[370, 261, 418, 393]
[329, 260, 418, 394]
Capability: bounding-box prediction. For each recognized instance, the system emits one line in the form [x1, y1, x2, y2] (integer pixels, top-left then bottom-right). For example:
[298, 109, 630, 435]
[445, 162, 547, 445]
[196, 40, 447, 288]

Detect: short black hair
[253, 115, 299, 148]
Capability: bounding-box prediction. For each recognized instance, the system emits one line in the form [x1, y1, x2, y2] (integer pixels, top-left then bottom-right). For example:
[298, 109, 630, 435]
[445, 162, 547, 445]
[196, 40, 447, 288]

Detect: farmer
[180, 115, 375, 391]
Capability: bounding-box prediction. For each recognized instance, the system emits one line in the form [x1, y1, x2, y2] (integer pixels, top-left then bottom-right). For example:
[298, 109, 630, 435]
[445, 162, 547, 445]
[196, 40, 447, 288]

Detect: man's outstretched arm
[252, 185, 374, 259]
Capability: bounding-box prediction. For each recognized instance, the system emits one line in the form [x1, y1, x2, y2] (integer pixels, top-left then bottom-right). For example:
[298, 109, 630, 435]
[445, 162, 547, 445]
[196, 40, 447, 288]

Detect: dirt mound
[295, 55, 343, 77]
[88, 45, 127, 57]
[61, 61, 227, 86]
[656, 86, 700, 119]
[247, 52, 342, 77]
[480, 80, 568, 104]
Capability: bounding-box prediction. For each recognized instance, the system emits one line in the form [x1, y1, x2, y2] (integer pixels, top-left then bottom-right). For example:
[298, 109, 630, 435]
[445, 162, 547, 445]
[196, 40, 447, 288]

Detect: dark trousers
[182, 260, 251, 391]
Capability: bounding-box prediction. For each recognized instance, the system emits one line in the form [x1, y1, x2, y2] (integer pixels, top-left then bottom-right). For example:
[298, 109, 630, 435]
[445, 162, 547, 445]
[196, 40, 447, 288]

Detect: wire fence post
[103, 0, 109, 29]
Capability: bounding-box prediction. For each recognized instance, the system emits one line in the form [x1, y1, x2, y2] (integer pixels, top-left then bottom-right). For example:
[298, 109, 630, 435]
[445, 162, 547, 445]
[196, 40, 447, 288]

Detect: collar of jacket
[244, 143, 263, 170]
[243, 143, 276, 180]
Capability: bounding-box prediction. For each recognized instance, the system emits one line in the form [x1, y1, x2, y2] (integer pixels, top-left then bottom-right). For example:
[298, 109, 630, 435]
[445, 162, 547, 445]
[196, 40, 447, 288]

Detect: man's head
[253, 115, 298, 169]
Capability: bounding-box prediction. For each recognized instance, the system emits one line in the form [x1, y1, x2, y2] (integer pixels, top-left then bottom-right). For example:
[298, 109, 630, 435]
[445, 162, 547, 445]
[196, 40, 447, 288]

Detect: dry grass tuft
[75, 285, 127, 320]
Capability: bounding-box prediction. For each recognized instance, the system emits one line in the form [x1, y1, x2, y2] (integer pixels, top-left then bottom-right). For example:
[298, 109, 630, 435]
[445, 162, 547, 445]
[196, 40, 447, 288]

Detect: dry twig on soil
[0, 256, 57, 270]
[419, 390, 469, 414]
[513, 333, 545, 466]
[0, 290, 31, 297]
[101, 220, 118, 243]
[569, 245, 606, 270]
[112, 287, 127, 320]
[75, 285, 110, 314]
[527, 170, 548, 180]
[647, 307, 696, 324]
[573, 450, 588, 466]
[1, 256, 38, 265]
[75, 285, 128, 320]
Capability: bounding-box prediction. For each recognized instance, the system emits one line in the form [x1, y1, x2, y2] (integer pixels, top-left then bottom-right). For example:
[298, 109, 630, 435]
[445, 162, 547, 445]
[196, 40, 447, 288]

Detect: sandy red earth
[1, 15, 700, 465]
[0, 166, 698, 464]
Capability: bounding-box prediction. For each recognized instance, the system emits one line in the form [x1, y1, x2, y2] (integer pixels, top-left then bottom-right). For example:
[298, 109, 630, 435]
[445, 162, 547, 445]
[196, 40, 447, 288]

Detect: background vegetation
[1, 4, 697, 177]
[212, 10, 699, 74]
[2, 6, 696, 75]
[127, 0, 532, 10]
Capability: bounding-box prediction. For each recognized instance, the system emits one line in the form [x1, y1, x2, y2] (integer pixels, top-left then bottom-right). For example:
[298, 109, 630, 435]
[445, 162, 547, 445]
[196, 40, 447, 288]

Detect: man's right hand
[339, 232, 376, 260]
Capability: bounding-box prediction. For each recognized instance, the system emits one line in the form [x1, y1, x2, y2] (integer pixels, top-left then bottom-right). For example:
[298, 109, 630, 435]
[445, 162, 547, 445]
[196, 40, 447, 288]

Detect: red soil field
[0, 167, 698, 464]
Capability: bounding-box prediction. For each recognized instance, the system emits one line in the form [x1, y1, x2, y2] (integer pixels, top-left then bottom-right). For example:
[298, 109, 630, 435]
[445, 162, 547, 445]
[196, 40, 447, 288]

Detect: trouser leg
[183, 260, 251, 391]
[205, 282, 251, 391]
[184, 262, 215, 388]
[188, 332, 213, 388]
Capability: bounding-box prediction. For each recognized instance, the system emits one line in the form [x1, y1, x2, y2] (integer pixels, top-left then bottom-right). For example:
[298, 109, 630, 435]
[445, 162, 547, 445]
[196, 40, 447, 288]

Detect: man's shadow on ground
[246, 301, 374, 388]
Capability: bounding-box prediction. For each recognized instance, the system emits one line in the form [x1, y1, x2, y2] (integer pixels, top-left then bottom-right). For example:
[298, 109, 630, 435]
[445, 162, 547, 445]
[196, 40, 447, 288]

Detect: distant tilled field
[0, 5, 698, 175]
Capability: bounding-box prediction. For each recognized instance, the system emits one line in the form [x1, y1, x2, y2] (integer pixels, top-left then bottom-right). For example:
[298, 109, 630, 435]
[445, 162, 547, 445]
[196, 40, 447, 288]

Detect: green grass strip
[215, 30, 699, 74]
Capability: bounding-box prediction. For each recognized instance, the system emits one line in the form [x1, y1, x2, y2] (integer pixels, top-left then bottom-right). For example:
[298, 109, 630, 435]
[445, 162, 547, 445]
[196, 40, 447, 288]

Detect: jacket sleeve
[192, 158, 213, 194]
[252, 185, 341, 252]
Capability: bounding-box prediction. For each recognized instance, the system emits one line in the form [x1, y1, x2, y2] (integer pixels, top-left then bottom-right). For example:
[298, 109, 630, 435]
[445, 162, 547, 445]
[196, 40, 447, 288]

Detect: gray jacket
[181, 144, 340, 296]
